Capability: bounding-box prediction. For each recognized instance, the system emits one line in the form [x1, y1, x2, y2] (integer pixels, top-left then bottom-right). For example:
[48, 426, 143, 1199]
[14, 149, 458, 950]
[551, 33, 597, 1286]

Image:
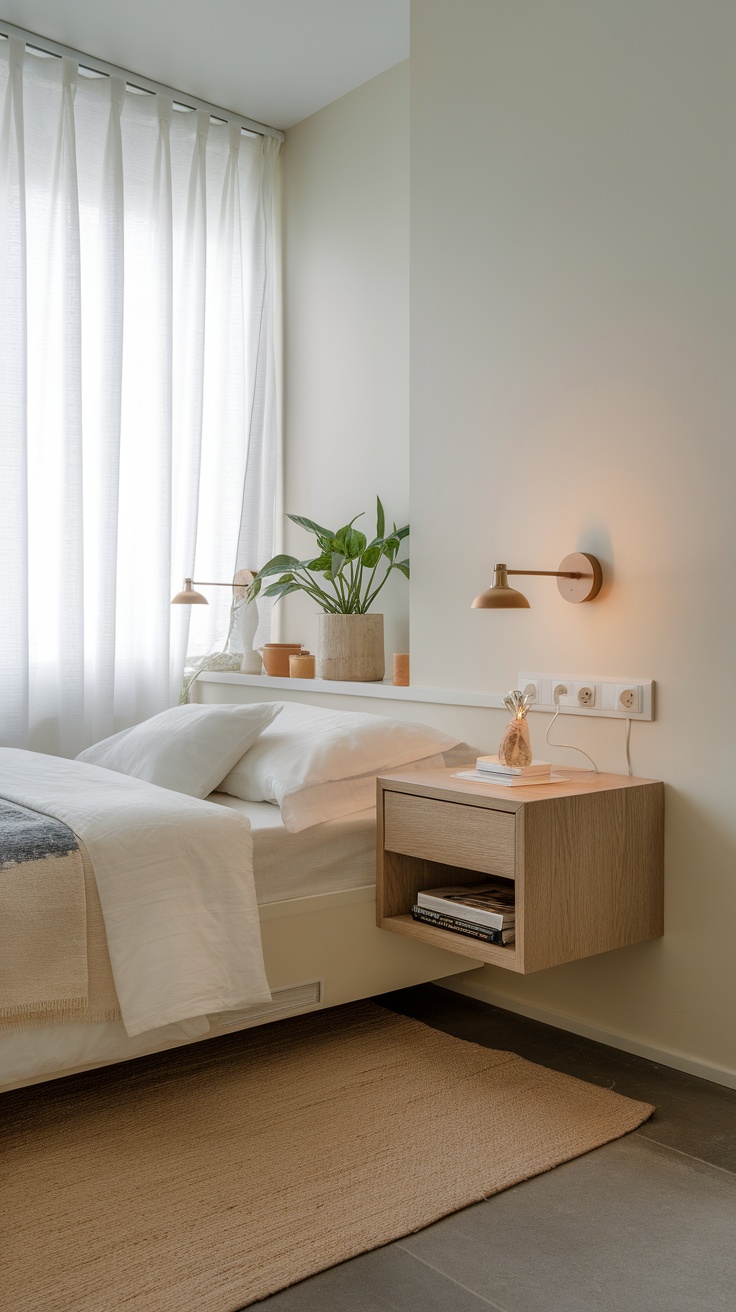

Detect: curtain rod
[0, 18, 285, 143]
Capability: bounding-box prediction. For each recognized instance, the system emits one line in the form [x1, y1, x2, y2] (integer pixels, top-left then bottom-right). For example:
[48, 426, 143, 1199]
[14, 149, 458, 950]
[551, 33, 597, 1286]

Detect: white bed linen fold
[209, 796, 376, 902]
[0, 750, 271, 1037]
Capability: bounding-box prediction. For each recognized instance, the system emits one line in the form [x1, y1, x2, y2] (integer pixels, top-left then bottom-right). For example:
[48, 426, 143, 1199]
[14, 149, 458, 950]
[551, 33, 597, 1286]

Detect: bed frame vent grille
[214, 980, 322, 1029]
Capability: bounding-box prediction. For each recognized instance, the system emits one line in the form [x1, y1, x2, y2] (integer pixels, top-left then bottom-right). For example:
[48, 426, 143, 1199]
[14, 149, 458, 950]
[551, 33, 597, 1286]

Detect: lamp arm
[506, 569, 585, 579]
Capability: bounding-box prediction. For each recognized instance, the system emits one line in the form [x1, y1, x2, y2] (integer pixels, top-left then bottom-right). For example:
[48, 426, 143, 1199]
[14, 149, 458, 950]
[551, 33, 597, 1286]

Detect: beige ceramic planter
[316, 614, 385, 682]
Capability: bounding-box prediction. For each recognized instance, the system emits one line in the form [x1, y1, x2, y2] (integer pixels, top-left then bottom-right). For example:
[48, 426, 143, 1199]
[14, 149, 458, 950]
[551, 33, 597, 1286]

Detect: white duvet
[0, 750, 271, 1037]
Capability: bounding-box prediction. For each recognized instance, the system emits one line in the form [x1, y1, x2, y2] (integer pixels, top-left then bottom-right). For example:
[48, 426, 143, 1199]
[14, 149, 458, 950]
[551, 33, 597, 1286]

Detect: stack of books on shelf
[411, 883, 515, 946]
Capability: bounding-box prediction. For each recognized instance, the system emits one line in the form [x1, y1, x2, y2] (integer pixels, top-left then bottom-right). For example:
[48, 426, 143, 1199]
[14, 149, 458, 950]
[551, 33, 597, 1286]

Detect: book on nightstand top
[475, 755, 551, 777]
[455, 769, 569, 787]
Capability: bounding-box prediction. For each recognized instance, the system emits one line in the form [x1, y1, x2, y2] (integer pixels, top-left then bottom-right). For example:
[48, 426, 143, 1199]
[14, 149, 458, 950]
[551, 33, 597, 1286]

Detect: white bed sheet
[208, 796, 376, 902]
[0, 803, 377, 1091]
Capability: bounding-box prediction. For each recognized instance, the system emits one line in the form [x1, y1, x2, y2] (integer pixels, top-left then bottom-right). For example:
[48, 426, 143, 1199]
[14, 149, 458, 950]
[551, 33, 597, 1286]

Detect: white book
[455, 770, 569, 787]
[475, 754, 551, 776]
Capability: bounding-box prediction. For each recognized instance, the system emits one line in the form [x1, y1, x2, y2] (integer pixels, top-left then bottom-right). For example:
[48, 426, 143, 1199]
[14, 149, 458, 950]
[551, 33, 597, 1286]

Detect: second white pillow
[218, 701, 460, 831]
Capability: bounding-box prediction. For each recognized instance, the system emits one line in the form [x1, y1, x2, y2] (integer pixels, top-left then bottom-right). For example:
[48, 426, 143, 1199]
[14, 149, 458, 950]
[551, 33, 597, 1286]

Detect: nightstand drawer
[383, 791, 515, 879]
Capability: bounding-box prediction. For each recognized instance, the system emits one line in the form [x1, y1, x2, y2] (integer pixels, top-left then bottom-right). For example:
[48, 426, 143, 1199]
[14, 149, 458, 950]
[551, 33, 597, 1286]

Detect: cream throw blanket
[0, 800, 120, 1033]
[0, 750, 271, 1039]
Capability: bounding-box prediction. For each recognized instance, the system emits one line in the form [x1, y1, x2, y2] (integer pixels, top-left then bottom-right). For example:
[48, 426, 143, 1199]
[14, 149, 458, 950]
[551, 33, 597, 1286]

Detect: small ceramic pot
[261, 643, 304, 677]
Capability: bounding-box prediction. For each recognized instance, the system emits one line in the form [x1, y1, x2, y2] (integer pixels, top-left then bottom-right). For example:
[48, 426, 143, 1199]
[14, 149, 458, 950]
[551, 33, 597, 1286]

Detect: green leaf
[342, 527, 367, 559]
[329, 552, 346, 580]
[382, 534, 399, 561]
[287, 514, 334, 540]
[361, 545, 382, 568]
[332, 514, 364, 552]
[255, 554, 301, 579]
[307, 553, 332, 572]
[393, 559, 410, 579]
[336, 513, 364, 536]
[395, 524, 410, 541]
[245, 577, 262, 601]
[376, 496, 385, 540]
[262, 580, 301, 600]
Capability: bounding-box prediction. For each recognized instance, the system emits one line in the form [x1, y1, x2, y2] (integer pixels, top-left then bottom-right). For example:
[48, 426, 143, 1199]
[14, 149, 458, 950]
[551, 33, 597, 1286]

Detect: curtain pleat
[170, 109, 209, 693]
[237, 135, 279, 650]
[81, 74, 124, 746]
[0, 37, 28, 746]
[0, 41, 279, 754]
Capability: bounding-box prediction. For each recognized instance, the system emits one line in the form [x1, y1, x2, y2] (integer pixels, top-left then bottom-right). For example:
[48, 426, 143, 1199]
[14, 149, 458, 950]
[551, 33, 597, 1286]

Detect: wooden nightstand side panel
[383, 791, 515, 879]
[519, 782, 664, 972]
[379, 851, 440, 920]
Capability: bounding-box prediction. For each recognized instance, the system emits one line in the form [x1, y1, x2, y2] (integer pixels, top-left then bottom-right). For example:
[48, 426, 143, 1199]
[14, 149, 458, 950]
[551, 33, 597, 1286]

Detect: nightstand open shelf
[376, 768, 664, 974]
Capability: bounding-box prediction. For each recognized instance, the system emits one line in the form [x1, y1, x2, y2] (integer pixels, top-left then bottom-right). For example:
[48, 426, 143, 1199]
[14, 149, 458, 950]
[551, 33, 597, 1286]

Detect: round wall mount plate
[233, 568, 256, 599]
[556, 552, 603, 603]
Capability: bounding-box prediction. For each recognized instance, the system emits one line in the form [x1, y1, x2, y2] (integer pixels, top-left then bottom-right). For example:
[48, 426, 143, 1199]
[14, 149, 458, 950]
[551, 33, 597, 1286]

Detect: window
[0, 33, 280, 754]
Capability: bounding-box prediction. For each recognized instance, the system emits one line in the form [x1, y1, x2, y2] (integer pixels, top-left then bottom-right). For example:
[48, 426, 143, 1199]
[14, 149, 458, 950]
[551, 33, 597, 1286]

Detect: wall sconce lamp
[471, 552, 603, 609]
[171, 570, 255, 605]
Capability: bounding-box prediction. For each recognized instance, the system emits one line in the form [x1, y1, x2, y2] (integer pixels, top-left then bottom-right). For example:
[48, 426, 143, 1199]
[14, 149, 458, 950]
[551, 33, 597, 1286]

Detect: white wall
[279, 62, 410, 664]
[411, 1, 736, 1078]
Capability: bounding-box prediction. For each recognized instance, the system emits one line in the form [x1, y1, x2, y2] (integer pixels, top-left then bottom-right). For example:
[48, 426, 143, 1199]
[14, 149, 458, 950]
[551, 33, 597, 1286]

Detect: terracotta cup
[393, 653, 410, 686]
[289, 653, 315, 679]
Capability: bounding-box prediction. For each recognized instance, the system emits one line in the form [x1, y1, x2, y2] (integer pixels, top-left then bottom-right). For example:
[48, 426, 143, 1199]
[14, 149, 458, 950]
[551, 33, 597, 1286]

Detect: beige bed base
[3, 884, 478, 1092]
[259, 882, 478, 1011]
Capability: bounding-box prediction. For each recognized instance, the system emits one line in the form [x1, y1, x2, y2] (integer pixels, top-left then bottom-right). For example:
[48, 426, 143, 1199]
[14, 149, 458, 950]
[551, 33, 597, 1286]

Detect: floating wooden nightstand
[376, 768, 664, 974]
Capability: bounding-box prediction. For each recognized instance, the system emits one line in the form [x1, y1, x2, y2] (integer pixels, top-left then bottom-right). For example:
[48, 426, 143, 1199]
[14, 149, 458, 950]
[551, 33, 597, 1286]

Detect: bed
[0, 701, 478, 1092]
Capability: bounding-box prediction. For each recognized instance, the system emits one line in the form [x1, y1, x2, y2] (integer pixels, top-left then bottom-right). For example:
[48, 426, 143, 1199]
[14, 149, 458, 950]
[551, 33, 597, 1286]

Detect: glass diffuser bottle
[498, 689, 534, 768]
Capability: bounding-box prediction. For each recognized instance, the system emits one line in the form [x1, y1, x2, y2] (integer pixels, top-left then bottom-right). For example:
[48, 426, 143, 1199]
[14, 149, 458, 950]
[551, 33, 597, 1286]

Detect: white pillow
[218, 702, 460, 831]
[76, 702, 282, 799]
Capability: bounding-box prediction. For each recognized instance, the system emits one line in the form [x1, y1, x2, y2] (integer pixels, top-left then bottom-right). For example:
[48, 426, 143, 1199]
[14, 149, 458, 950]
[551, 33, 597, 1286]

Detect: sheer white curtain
[0, 37, 279, 756]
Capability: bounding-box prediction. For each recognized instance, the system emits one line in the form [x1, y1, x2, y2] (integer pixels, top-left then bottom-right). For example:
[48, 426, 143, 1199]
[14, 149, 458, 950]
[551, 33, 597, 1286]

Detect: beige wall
[411, 1, 736, 1078]
[279, 62, 410, 662]
[279, 7, 736, 1081]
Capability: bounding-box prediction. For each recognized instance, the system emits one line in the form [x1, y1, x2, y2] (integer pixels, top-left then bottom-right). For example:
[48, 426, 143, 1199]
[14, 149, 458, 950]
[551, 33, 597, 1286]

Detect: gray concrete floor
[253, 984, 736, 1311]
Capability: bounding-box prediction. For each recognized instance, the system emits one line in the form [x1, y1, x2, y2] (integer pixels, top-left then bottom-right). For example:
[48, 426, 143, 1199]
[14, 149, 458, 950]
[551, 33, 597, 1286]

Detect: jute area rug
[1, 1000, 653, 1312]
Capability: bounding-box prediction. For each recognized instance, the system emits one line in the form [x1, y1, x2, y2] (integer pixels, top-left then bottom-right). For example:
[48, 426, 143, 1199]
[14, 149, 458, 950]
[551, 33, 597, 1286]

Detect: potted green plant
[247, 498, 409, 681]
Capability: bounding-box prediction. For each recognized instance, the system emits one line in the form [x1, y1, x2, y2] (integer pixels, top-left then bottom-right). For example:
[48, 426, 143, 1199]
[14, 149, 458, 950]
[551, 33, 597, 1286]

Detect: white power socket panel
[519, 673, 654, 721]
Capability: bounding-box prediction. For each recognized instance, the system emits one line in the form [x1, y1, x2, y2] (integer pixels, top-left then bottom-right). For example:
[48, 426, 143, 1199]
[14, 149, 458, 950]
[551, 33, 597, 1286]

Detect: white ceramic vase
[238, 597, 263, 674]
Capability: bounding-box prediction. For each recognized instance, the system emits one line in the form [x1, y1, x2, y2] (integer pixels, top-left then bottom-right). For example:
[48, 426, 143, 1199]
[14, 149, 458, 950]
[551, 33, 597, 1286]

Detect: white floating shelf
[197, 670, 507, 710]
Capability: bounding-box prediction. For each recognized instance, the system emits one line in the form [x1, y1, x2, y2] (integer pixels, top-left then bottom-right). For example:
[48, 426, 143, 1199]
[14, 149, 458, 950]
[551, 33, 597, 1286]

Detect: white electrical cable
[545, 687, 599, 772]
[624, 717, 633, 776]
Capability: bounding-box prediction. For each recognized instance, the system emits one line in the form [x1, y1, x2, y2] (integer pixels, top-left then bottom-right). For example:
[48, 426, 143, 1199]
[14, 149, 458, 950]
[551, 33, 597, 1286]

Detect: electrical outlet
[518, 673, 654, 720]
[616, 685, 641, 713]
[522, 682, 539, 703]
[575, 684, 596, 707]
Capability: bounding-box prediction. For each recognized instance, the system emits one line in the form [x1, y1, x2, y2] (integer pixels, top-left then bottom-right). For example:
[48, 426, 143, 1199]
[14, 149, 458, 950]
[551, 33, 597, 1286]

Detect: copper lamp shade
[472, 554, 603, 609]
[171, 579, 208, 605]
[472, 565, 531, 609]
